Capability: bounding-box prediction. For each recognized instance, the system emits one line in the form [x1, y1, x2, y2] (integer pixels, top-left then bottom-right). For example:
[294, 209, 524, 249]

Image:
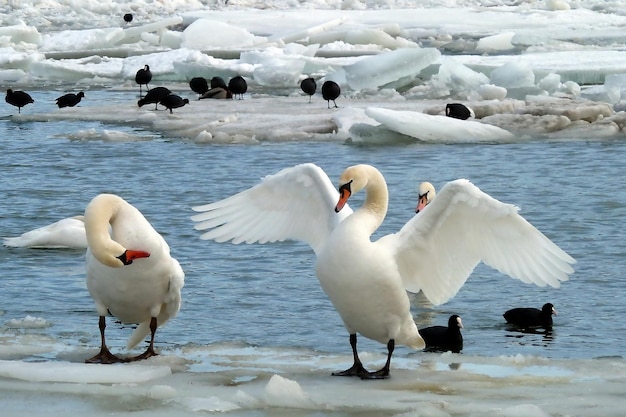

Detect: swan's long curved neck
[85, 194, 127, 268]
[355, 166, 389, 234]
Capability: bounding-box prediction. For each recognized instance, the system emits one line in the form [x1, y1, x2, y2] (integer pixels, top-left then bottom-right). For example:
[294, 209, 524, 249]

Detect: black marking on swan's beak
[117, 249, 151, 265]
[335, 181, 352, 213]
[416, 191, 430, 213]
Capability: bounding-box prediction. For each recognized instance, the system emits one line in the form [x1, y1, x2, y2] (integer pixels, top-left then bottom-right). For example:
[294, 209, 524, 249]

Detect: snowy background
[3, 0, 626, 143]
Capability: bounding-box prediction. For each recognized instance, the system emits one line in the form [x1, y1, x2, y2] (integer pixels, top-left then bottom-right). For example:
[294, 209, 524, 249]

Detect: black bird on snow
[159, 94, 189, 114]
[135, 65, 152, 97]
[6, 89, 34, 113]
[189, 77, 209, 98]
[445, 103, 475, 120]
[228, 76, 247, 99]
[300, 77, 316, 103]
[503, 303, 557, 330]
[419, 315, 464, 353]
[321, 81, 340, 108]
[55, 91, 85, 108]
[211, 76, 227, 89]
[137, 86, 171, 110]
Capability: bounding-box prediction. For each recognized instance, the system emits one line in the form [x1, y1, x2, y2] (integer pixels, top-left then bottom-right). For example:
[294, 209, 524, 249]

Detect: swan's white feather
[385, 179, 575, 305]
[192, 163, 352, 255]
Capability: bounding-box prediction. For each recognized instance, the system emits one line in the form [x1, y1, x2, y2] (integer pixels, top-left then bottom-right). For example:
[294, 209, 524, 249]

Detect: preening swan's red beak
[415, 193, 429, 213]
[335, 183, 352, 213]
[117, 249, 151, 265]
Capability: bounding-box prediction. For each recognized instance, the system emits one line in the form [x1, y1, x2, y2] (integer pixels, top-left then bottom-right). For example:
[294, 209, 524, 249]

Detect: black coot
[321, 81, 340, 108]
[189, 77, 209, 98]
[55, 91, 85, 108]
[503, 303, 556, 329]
[228, 76, 247, 99]
[300, 77, 316, 103]
[159, 94, 189, 114]
[6, 89, 34, 113]
[137, 86, 171, 110]
[445, 103, 474, 120]
[135, 65, 152, 97]
[419, 315, 464, 353]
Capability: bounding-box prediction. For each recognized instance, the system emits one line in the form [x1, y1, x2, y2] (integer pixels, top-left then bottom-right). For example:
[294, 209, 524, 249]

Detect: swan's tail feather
[126, 295, 182, 350]
[127, 320, 151, 350]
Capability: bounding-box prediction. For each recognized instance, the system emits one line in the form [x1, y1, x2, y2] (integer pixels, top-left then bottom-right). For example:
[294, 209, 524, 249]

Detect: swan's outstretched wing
[191, 163, 352, 255]
[383, 179, 575, 305]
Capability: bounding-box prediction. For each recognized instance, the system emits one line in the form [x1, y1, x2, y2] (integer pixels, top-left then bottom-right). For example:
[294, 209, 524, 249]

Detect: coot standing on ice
[55, 91, 85, 108]
[159, 94, 189, 114]
[135, 65, 152, 97]
[6, 89, 34, 113]
[137, 87, 171, 110]
[189, 77, 209, 98]
[228, 76, 247, 99]
[300, 77, 316, 103]
[322, 81, 340, 108]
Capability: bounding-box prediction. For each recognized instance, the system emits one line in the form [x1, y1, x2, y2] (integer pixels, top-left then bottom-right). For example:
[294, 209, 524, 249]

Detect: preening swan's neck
[85, 194, 128, 268]
[351, 165, 389, 234]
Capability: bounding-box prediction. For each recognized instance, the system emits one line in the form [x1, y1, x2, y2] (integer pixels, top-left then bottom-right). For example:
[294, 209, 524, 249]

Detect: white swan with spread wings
[191, 163, 575, 378]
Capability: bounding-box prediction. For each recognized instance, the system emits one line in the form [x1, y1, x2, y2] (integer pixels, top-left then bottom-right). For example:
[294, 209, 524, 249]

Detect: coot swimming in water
[419, 315, 464, 353]
[504, 303, 556, 329]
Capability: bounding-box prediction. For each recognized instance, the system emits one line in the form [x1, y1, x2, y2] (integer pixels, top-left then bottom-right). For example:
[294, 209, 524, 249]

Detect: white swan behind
[3, 216, 87, 249]
[85, 193, 184, 363]
[191, 163, 575, 378]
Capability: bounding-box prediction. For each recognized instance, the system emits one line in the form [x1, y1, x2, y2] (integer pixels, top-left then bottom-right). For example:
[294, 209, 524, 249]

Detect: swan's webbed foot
[332, 362, 371, 378]
[129, 346, 158, 362]
[367, 365, 390, 380]
[85, 347, 128, 364]
[332, 363, 389, 380]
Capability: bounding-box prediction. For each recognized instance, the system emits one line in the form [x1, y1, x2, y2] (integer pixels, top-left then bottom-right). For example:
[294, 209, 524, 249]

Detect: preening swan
[191, 163, 575, 378]
[85, 193, 184, 363]
[3, 216, 87, 249]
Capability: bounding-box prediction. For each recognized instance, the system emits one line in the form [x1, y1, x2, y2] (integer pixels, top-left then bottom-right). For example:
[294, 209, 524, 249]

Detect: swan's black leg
[332, 333, 371, 378]
[85, 316, 128, 364]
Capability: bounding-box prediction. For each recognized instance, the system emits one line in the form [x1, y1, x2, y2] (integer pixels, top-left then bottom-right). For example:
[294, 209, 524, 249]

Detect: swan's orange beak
[335, 183, 352, 212]
[117, 249, 151, 265]
[415, 193, 429, 213]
